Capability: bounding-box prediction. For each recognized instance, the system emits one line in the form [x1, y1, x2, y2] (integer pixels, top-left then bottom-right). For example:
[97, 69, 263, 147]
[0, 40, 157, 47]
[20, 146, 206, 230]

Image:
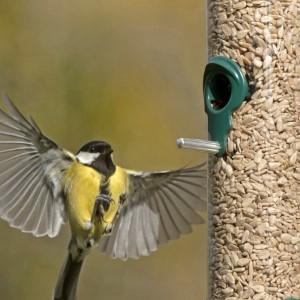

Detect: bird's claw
[98, 193, 113, 213]
[91, 193, 113, 223]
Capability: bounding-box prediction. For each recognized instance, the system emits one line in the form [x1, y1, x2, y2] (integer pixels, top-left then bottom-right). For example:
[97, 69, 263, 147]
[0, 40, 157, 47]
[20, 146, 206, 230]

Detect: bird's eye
[90, 147, 95, 152]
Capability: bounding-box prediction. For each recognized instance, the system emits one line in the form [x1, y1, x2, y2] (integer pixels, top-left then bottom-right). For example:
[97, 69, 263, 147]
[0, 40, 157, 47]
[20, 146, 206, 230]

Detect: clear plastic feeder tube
[207, 1, 300, 299]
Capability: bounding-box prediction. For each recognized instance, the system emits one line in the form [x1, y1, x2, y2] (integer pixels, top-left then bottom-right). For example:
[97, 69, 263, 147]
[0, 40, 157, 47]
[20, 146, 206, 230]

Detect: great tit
[0, 95, 207, 300]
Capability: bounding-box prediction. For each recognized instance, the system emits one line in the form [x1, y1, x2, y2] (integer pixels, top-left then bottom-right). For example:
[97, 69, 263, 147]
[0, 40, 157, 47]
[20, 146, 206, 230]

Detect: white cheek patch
[76, 151, 100, 164]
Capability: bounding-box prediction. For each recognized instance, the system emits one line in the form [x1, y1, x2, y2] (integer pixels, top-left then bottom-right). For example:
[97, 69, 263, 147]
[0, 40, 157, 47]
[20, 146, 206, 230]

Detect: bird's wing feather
[99, 163, 207, 260]
[0, 95, 73, 237]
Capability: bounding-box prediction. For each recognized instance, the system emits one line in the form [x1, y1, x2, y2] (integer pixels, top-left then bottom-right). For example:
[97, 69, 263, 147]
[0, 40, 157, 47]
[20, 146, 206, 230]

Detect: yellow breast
[104, 166, 129, 224]
[64, 161, 129, 245]
[64, 161, 102, 239]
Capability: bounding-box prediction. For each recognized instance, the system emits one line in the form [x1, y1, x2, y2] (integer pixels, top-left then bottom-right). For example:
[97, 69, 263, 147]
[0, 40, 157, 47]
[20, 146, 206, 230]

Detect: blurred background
[0, 1, 207, 299]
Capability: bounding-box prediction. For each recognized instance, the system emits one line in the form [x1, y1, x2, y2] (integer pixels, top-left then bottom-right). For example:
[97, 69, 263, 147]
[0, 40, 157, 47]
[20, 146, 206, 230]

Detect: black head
[77, 140, 113, 155]
[76, 140, 116, 177]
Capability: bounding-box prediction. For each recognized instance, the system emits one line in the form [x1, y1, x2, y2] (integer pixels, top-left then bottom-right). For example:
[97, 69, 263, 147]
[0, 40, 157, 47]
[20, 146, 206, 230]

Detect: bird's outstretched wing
[99, 163, 207, 260]
[0, 95, 74, 237]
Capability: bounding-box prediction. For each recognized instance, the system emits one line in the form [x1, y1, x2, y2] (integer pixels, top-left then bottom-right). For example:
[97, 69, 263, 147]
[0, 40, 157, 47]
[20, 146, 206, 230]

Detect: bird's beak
[106, 149, 113, 155]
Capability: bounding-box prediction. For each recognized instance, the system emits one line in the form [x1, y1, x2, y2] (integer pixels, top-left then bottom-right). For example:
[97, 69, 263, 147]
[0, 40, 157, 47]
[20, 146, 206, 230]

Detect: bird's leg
[102, 193, 127, 236]
[83, 193, 114, 248]
[91, 176, 114, 223]
[91, 193, 113, 223]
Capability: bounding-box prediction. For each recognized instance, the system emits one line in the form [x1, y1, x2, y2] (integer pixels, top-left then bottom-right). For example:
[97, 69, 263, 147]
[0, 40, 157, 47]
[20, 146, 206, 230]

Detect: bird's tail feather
[54, 242, 85, 300]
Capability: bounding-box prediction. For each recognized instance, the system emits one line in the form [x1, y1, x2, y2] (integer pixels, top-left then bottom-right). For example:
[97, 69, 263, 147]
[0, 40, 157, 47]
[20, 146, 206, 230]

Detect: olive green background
[0, 1, 207, 299]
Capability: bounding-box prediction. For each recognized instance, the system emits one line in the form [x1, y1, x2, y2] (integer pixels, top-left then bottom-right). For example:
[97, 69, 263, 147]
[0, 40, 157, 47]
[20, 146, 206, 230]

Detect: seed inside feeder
[207, 0, 300, 299]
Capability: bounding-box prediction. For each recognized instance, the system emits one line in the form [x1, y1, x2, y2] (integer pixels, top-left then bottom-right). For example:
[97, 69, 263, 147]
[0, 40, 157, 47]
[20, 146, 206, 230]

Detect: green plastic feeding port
[203, 56, 249, 156]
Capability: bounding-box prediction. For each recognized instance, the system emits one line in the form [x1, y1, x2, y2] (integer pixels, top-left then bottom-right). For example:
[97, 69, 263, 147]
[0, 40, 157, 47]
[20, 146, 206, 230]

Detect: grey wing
[0, 95, 73, 237]
[99, 163, 207, 260]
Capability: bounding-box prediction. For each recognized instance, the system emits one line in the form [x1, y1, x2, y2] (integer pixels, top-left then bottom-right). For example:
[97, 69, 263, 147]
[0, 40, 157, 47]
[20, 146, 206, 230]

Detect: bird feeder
[178, 0, 300, 299]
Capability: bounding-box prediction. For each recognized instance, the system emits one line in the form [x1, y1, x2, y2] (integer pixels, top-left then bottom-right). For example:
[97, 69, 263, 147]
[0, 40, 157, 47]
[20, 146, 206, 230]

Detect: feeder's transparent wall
[207, 0, 300, 299]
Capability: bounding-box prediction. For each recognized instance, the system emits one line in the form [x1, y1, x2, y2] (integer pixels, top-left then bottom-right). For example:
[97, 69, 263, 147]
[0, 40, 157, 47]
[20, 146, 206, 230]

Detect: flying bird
[0, 95, 207, 300]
